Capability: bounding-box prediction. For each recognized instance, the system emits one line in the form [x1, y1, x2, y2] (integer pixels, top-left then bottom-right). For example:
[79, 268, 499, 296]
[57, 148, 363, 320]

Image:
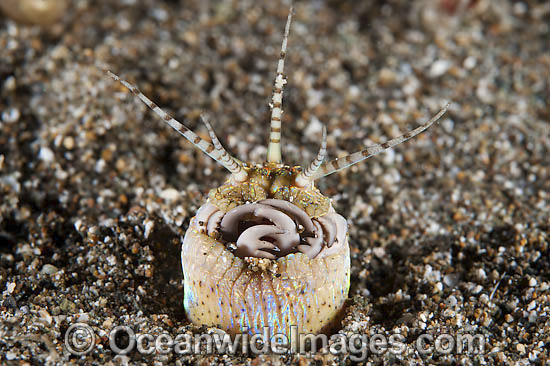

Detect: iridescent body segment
[181, 201, 350, 337]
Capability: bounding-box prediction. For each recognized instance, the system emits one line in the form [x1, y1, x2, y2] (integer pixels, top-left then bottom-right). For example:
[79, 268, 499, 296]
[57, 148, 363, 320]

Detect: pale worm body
[182, 198, 350, 337]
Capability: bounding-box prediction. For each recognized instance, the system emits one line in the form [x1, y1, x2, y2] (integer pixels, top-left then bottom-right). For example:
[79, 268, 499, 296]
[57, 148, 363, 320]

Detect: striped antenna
[295, 126, 327, 187]
[266, 4, 294, 163]
[199, 114, 248, 182]
[310, 103, 451, 180]
[107, 70, 248, 181]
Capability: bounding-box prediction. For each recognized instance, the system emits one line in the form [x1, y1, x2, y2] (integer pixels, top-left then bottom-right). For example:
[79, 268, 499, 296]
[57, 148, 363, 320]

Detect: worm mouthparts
[195, 200, 346, 260]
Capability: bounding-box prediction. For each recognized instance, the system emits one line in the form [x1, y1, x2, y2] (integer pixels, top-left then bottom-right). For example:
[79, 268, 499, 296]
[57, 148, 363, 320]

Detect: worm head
[106, 1, 447, 261]
[107, 2, 449, 338]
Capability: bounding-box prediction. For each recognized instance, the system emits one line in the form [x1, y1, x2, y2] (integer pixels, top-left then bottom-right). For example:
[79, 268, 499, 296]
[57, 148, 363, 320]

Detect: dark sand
[0, 0, 548, 364]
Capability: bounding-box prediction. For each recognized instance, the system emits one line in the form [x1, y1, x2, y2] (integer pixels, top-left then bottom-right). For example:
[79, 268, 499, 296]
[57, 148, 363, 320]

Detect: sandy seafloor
[0, 0, 549, 365]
